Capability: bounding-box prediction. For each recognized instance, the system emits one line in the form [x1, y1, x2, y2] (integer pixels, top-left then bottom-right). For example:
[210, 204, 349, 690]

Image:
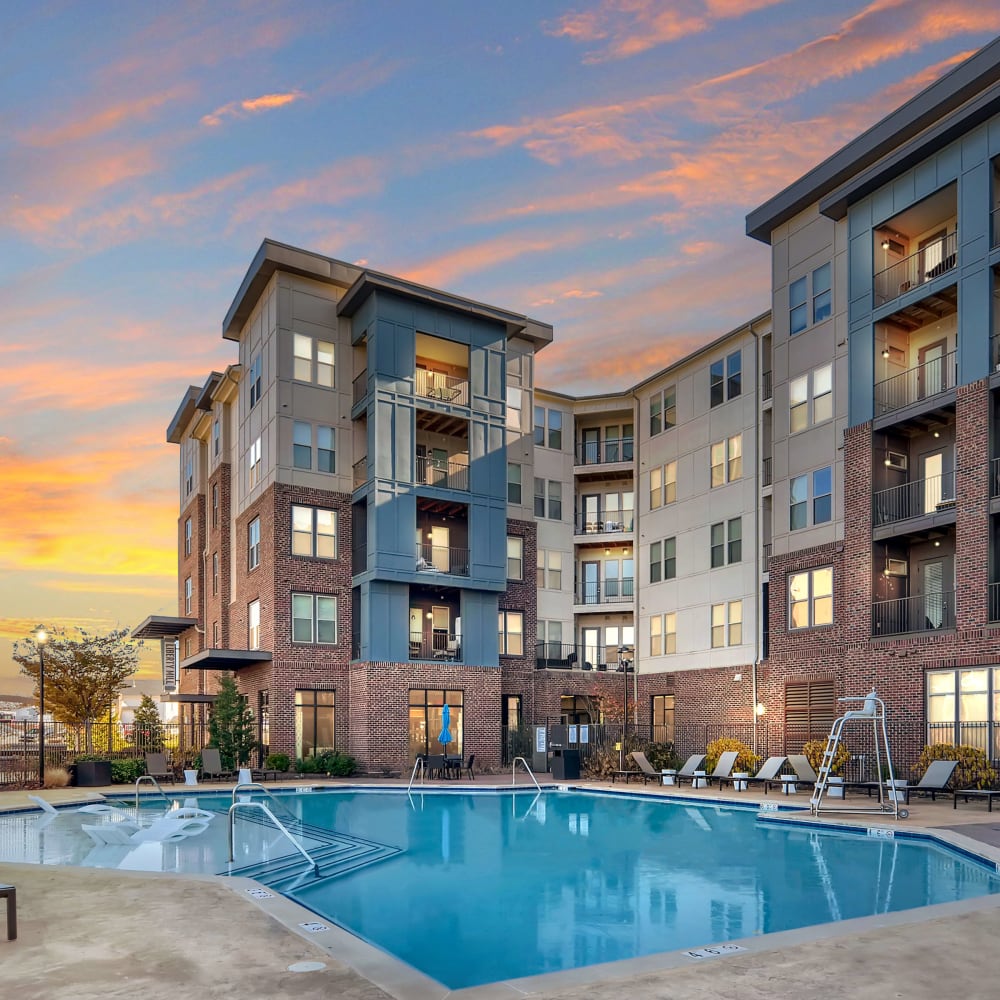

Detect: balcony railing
[992, 458, 1000, 500]
[872, 471, 955, 526]
[573, 511, 634, 534]
[762, 456, 772, 487]
[575, 578, 635, 605]
[874, 350, 956, 416]
[873, 231, 957, 306]
[352, 368, 368, 406]
[575, 438, 634, 465]
[416, 456, 469, 491]
[409, 632, 462, 661]
[992, 207, 1000, 250]
[762, 370, 773, 401]
[415, 369, 469, 406]
[535, 641, 633, 671]
[762, 542, 772, 561]
[872, 591, 955, 636]
[416, 544, 469, 576]
[990, 582, 1000, 623]
[353, 456, 368, 490]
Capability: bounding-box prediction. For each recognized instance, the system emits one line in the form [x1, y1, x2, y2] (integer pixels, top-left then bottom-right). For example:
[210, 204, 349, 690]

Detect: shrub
[643, 741, 681, 772]
[802, 739, 850, 776]
[296, 756, 320, 774]
[916, 743, 996, 790]
[318, 750, 356, 777]
[583, 745, 621, 779]
[264, 753, 291, 772]
[110, 758, 146, 784]
[43, 766, 71, 789]
[704, 737, 759, 775]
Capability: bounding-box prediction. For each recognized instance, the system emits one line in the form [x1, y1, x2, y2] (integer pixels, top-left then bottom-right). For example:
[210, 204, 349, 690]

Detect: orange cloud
[201, 90, 304, 127]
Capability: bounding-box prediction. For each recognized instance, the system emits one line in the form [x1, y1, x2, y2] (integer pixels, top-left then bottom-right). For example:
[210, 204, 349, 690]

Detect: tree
[13, 627, 140, 754]
[208, 673, 257, 769]
[132, 694, 166, 753]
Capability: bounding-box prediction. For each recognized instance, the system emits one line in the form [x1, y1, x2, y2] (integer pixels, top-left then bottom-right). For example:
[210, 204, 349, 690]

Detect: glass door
[581, 494, 600, 533]
[582, 627, 601, 670]
[582, 428, 599, 464]
[582, 561, 600, 604]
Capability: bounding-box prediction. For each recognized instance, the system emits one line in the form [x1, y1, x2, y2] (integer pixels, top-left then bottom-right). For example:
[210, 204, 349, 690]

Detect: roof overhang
[180, 648, 273, 671]
[166, 388, 201, 444]
[131, 616, 199, 640]
[159, 693, 217, 704]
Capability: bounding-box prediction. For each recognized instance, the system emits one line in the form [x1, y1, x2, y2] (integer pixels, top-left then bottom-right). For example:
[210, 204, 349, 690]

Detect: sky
[2, 0, 1000, 694]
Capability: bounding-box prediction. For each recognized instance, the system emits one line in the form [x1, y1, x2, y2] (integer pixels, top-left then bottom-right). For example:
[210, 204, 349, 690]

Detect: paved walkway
[2, 779, 1000, 1000]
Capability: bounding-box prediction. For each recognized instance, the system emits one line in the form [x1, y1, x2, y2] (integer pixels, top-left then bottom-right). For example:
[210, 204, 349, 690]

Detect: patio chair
[200, 747, 235, 782]
[718, 756, 787, 791]
[704, 751, 740, 788]
[144, 752, 175, 784]
[673, 753, 709, 786]
[629, 750, 665, 785]
[464, 753, 476, 780]
[425, 754, 446, 779]
[785, 755, 819, 786]
[904, 759, 958, 803]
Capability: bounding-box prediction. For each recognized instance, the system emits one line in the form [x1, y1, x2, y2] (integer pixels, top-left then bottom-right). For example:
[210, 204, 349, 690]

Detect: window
[408, 689, 463, 760]
[649, 385, 676, 435]
[537, 549, 544, 588]
[248, 517, 260, 570]
[790, 264, 831, 335]
[788, 566, 833, 629]
[184, 518, 192, 557]
[211, 484, 219, 529]
[710, 351, 742, 407]
[548, 410, 562, 450]
[548, 481, 562, 520]
[184, 443, 194, 496]
[293, 421, 311, 469]
[537, 550, 562, 589]
[184, 577, 192, 614]
[534, 478, 545, 518]
[812, 262, 832, 324]
[710, 518, 742, 567]
[317, 426, 335, 473]
[248, 599, 260, 649]
[248, 437, 262, 491]
[507, 536, 523, 580]
[212, 621, 219, 646]
[293, 334, 335, 387]
[664, 461, 676, 503]
[651, 694, 675, 743]
[506, 386, 523, 431]
[248, 354, 262, 408]
[710, 435, 742, 487]
[711, 600, 742, 648]
[785, 679, 835, 744]
[649, 537, 675, 583]
[498, 610, 524, 655]
[507, 463, 521, 505]
[212, 552, 219, 595]
[650, 613, 676, 655]
[790, 466, 832, 529]
[212, 418, 220, 457]
[650, 541, 661, 584]
[926, 668, 1000, 755]
[790, 364, 833, 433]
[292, 593, 337, 644]
[534, 407, 544, 446]
[789, 276, 807, 335]
[296, 689, 335, 759]
[291, 505, 337, 558]
[650, 462, 677, 509]
[665, 612, 676, 654]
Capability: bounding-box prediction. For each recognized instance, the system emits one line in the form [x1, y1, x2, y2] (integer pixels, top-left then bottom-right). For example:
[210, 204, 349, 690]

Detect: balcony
[575, 439, 634, 466]
[409, 632, 461, 661]
[993, 458, 1000, 499]
[762, 370, 773, 401]
[353, 456, 368, 490]
[874, 232, 957, 307]
[415, 369, 469, 406]
[871, 591, 955, 637]
[762, 456, 772, 487]
[416, 455, 469, 491]
[762, 542, 772, 562]
[874, 351, 956, 418]
[536, 641, 633, 671]
[416, 543, 469, 577]
[573, 511, 634, 535]
[993, 206, 1000, 250]
[990, 582, 1000, 623]
[872, 471, 955, 530]
[575, 578, 634, 606]
[352, 368, 368, 406]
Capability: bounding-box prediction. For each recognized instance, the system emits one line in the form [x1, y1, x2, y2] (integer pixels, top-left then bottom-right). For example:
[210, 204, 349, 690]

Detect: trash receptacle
[551, 747, 580, 780]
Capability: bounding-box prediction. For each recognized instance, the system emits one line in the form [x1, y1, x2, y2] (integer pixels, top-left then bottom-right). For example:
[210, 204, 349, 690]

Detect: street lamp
[618, 644, 633, 769]
[34, 626, 47, 786]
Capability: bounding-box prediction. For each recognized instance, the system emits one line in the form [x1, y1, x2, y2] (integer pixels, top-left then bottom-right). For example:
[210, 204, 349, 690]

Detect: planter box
[75, 760, 112, 787]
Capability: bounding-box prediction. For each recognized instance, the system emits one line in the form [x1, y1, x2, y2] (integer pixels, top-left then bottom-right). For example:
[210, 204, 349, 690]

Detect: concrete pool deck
[2, 778, 1000, 999]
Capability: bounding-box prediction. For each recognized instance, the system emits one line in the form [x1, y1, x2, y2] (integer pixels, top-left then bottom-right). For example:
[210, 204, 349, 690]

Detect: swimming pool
[2, 788, 998, 990]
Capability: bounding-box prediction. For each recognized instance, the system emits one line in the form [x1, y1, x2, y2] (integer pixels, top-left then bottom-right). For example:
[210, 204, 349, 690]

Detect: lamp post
[618, 644, 633, 769]
[34, 627, 47, 786]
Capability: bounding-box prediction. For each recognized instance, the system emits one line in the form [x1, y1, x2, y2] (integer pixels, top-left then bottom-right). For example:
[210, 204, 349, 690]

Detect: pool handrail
[512, 756, 541, 790]
[228, 800, 319, 873]
[407, 757, 426, 792]
[134, 775, 171, 811]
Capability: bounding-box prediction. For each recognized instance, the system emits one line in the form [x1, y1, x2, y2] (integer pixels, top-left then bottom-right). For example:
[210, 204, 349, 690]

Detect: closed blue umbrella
[439, 703, 453, 755]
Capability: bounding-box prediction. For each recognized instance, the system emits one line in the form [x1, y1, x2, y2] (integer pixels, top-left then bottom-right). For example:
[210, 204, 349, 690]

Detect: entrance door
[582, 561, 600, 604]
[919, 340, 946, 398]
[582, 494, 600, 533]
[922, 452, 943, 513]
[919, 558, 945, 630]
[430, 525, 450, 571]
[409, 607, 422, 657]
[582, 428, 599, 465]
[582, 627, 601, 670]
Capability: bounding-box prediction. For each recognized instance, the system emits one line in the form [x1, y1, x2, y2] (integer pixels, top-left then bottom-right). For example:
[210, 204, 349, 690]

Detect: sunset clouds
[1, 3, 997, 689]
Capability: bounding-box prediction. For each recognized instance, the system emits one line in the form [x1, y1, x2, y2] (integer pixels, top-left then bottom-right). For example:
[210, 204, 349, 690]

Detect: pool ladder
[512, 756, 541, 790]
[134, 775, 171, 811]
[228, 791, 319, 874]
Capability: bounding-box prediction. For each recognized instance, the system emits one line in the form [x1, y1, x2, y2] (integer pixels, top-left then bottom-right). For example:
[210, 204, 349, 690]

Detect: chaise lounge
[717, 755, 788, 792]
[610, 750, 662, 785]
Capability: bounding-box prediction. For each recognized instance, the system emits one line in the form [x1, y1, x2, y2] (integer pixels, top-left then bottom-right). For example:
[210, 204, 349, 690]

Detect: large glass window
[295, 689, 335, 758]
[409, 689, 463, 760]
[651, 693, 675, 743]
[788, 566, 834, 629]
[293, 335, 335, 387]
[291, 505, 337, 558]
[926, 668, 1000, 758]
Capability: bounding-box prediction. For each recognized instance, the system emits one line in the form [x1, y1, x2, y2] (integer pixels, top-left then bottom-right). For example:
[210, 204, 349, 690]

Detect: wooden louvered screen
[784, 680, 835, 751]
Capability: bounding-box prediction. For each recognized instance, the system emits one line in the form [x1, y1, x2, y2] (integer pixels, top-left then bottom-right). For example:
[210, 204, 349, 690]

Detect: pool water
[1, 788, 998, 989]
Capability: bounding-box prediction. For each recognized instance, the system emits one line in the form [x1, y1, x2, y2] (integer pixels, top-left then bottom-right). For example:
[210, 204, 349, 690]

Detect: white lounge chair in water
[28, 795, 133, 821]
[82, 807, 214, 846]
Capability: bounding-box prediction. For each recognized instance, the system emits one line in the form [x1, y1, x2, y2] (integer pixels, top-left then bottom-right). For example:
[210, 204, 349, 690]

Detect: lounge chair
[704, 751, 740, 788]
[28, 795, 133, 820]
[144, 752, 175, 784]
[200, 747, 234, 782]
[786, 755, 818, 786]
[82, 807, 213, 846]
[610, 750, 661, 784]
[904, 759, 958, 802]
[718, 756, 787, 792]
[673, 753, 709, 786]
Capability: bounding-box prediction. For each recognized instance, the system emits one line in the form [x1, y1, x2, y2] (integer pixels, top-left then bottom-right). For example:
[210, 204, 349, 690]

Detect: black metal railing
[874, 231, 957, 305]
[872, 471, 955, 525]
[353, 456, 367, 490]
[928, 721, 1000, 759]
[574, 578, 635, 605]
[762, 456, 772, 487]
[991, 457, 1000, 499]
[573, 511, 634, 534]
[992, 207, 1000, 250]
[872, 591, 955, 636]
[416, 455, 469, 491]
[874, 350, 956, 416]
[352, 368, 368, 406]
[415, 369, 469, 406]
[762, 370, 772, 401]
[416, 544, 470, 576]
[990, 582, 1000, 622]
[535, 641, 632, 671]
[762, 542, 772, 561]
[409, 632, 462, 661]
[575, 438, 635, 465]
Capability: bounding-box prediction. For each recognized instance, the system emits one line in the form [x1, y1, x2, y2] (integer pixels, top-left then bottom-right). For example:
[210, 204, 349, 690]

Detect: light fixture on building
[933, 430, 940, 438]
[754, 702, 766, 717]
[882, 348, 890, 359]
[734, 672, 742, 682]
[881, 239, 890, 250]
[934, 539, 941, 547]
[605, 546, 610, 556]
[425, 611, 433, 620]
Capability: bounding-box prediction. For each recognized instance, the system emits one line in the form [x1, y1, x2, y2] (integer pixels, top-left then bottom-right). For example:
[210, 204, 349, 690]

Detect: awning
[131, 615, 199, 640]
[159, 693, 217, 704]
[180, 648, 273, 671]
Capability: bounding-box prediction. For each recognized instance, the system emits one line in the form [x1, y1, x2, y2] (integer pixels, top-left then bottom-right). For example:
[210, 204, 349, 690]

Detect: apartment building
[745, 37, 1000, 766]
